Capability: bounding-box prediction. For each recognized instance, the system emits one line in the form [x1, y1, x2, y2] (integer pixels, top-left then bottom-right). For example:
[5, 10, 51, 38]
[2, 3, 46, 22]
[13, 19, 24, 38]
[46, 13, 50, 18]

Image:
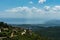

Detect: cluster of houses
[0, 27, 8, 32]
[0, 27, 9, 40]
[0, 26, 32, 39]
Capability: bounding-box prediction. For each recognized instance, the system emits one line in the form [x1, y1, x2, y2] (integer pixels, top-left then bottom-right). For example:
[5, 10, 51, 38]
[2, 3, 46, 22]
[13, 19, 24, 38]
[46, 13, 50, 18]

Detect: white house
[0, 29, 1, 32]
[21, 30, 26, 35]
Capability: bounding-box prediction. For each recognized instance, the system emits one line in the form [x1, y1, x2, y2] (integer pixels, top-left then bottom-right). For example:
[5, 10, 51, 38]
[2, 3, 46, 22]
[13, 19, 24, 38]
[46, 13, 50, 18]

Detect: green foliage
[0, 22, 60, 40]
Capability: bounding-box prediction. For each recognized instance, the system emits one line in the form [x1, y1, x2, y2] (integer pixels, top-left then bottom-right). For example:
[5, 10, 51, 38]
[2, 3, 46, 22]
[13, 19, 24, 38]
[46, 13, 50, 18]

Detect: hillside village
[0, 22, 41, 40]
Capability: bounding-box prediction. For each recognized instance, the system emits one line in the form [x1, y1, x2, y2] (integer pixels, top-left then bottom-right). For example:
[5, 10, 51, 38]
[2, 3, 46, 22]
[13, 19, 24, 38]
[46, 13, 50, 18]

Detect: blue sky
[0, 0, 60, 24]
[0, 0, 60, 11]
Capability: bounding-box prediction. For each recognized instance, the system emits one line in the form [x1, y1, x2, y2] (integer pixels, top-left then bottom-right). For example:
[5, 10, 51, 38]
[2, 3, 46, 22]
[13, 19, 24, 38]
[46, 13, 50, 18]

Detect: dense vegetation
[0, 22, 41, 40]
[0, 22, 60, 40]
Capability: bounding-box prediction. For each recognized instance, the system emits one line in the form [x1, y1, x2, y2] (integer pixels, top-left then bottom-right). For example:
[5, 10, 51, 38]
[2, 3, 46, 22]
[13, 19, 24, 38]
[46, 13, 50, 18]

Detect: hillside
[0, 22, 41, 40]
[0, 22, 60, 40]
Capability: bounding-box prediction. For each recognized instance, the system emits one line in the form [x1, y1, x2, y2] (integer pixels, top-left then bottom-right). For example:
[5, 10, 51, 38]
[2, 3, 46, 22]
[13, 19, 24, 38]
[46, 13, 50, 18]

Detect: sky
[0, 0, 60, 24]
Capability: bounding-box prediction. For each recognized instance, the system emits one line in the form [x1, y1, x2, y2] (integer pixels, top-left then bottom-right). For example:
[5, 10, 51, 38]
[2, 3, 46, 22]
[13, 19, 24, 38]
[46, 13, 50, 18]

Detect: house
[21, 30, 26, 35]
[3, 28, 8, 30]
[10, 32, 14, 38]
[0, 29, 1, 32]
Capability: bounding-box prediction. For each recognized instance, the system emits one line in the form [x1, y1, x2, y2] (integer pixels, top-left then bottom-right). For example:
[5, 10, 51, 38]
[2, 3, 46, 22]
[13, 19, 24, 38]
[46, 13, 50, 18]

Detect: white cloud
[29, 1, 33, 4]
[1, 6, 60, 20]
[38, 0, 46, 4]
[5, 7, 23, 13]
[52, 6, 60, 11]
[44, 6, 50, 11]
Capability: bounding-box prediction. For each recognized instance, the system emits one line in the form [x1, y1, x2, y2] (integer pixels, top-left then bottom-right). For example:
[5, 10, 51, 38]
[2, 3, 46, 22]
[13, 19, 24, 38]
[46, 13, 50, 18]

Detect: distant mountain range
[45, 20, 60, 26]
[0, 18, 60, 26]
